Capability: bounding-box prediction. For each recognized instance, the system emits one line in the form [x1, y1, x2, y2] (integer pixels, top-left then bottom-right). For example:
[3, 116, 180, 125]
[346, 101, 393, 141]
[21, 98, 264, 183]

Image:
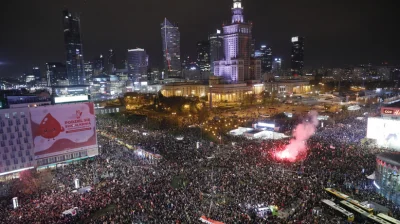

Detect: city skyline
[0, 0, 398, 78]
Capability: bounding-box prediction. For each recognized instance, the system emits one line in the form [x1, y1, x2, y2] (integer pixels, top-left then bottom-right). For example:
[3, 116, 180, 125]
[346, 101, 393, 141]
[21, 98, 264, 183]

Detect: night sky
[0, 0, 398, 78]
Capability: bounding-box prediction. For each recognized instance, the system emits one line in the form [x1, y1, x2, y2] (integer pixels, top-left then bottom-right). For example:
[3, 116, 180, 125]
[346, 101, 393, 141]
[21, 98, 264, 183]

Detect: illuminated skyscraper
[209, 29, 223, 72]
[196, 41, 210, 72]
[161, 18, 181, 78]
[63, 9, 85, 85]
[93, 54, 104, 76]
[84, 61, 93, 81]
[291, 36, 305, 75]
[127, 48, 149, 82]
[255, 45, 272, 72]
[214, 0, 261, 82]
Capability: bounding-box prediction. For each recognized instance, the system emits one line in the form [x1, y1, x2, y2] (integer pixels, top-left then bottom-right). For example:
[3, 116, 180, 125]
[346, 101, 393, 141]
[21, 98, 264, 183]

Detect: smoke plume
[277, 111, 319, 162]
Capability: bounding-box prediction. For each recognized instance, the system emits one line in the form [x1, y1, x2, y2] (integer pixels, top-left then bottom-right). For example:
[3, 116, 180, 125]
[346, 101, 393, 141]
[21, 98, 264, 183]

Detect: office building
[255, 45, 272, 73]
[46, 62, 67, 86]
[272, 58, 282, 73]
[84, 61, 94, 81]
[63, 9, 85, 85]
[93, 55, 104, 76]
[161, 18, 181, 78]
[209, 30, 224, 73]
[107, 49, 116, 74]
[197, 41, 211, 72]
[127, 48, 149, 82]
[291, 36, 305, 76]
[32, 67, 41, 81]
[250, 38, 256, 58]
[213, 0, 261, 82]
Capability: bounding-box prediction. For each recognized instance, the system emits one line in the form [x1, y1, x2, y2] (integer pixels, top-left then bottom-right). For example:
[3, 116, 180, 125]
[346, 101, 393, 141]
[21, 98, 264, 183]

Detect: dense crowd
[0, 108, 398, 223]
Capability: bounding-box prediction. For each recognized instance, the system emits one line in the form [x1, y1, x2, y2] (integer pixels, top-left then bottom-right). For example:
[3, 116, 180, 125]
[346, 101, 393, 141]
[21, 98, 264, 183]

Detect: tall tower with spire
[214, 0, 261, 82]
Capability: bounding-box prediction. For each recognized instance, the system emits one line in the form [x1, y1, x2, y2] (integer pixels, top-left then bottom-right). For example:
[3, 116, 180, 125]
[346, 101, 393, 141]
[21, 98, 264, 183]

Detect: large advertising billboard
[367, 117, 400, 149]
[30, 102, 97, 159]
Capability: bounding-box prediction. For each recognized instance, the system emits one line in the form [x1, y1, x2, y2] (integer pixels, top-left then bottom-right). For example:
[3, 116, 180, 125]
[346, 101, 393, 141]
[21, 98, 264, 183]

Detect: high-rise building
[63, 9, 85, 85]
[254, 45, 272, 73]
[291, 36, 305, 76]
[196, 41, 210, 72]
[107, 49, 116, 74]
[32, 67, 41, 80]
[127, 48, 149, 82]
[46, 62, 66, 86]
[272, 58, 282, 74]
[161, 18, 181, 78]
[209, 29, 224, 73]
[93, 54, 104, 76]
[214, 0, 261, 82]
[84, 61, 94, 81]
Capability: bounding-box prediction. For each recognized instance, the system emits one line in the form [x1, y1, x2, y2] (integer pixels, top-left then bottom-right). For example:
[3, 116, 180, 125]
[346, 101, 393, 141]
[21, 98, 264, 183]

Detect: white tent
[366, 172, 375, 180]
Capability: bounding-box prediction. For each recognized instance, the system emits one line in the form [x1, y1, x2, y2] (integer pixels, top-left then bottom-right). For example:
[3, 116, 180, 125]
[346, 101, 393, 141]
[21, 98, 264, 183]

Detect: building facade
[93, 55, 105, 76]
[272, 58, 282, 75]
[32, 67, 41, 81]
[63, 9, 85, 85]
[197, 41, 211, 72]
[209, 30, 224, 73]
[255, 45, 272, 73]
[264, 79, 311, 95]
[160, 83, 208, 98]
[46, 62, 67, 87]
[214, 0, 261, 82]
[291, 36, 305, 76]
[161, 18, 181, 78]
[84, 61, 94, 81]
[127, 48, 149, 82]
[107, 49, 116, 74]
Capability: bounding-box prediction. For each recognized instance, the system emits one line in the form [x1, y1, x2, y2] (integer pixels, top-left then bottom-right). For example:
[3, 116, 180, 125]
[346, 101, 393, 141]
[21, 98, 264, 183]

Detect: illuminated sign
[54, 95, 89, 104]
[216, 29, 221, 34]
[381, 107, 400, 116]
[291, 37, 299, 42]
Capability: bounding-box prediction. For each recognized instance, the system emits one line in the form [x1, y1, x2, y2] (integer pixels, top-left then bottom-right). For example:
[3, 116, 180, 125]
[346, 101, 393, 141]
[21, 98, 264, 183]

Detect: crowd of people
[0, 108, 398, 223]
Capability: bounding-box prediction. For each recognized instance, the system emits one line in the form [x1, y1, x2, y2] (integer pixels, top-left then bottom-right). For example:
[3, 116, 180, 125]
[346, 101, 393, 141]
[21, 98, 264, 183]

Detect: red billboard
[30, 102, 97, 159]
[381, 107, 400, 116]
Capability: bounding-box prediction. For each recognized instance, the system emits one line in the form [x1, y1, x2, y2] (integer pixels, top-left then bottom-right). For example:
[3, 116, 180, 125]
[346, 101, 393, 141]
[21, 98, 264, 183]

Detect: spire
[232, 0, 244, 24]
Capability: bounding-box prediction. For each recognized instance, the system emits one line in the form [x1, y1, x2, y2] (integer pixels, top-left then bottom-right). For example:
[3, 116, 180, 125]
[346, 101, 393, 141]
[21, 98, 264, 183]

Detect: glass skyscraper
[196, 41, 210, 72]
[255, 45, 272, 73]
[63, 9, 85, 85]
[209, 30, 223, 73]
[127, 48, 149, 82]
[291, 36, 305, 76]
[161, 18, 181, 78]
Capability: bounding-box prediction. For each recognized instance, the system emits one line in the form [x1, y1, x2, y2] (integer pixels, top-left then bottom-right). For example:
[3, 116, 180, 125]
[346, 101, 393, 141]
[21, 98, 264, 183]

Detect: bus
[321, 199, 354, 222]
[377, 213, 400, 224]
[325, 188, 373, 214]
[340, 201, 391, 224]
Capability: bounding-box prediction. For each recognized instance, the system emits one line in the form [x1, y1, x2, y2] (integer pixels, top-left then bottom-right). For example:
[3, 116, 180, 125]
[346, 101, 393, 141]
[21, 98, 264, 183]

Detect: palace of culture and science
[213, 0, 261, 83]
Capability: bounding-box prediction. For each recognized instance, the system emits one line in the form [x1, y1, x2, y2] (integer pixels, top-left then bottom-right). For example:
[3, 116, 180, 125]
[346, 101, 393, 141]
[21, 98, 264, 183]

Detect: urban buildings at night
[196, 41, 211, 72]
[84, 61, 94, 81]
[213, 0, 261, 82]
[209, 30, 223, 73]
[161, 18, 181, 78]
[46, 62, 67, 86]
[272, 58, 282, 74]
[291, 36, 305, 76]
[93, 55, 105, 77]
[62, 9, 85, 85]
[127, 48, 149, 82]
[255, 45, 273, 73]
[32, 67, 41, 81]
[107, 49, 116, 74]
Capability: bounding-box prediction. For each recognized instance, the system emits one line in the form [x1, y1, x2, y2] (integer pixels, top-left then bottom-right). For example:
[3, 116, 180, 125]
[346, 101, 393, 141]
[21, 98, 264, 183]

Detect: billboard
[54, 95, 89, 104]
[367, 117, 400, 149]
[381, 107, 400, 116]
[30, 102, 97, 159]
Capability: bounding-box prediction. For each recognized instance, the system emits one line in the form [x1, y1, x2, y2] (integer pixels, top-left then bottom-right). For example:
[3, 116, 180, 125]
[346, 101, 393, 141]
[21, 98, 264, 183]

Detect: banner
[199, 216, 224, 224]
[30, 103, 97, 159]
